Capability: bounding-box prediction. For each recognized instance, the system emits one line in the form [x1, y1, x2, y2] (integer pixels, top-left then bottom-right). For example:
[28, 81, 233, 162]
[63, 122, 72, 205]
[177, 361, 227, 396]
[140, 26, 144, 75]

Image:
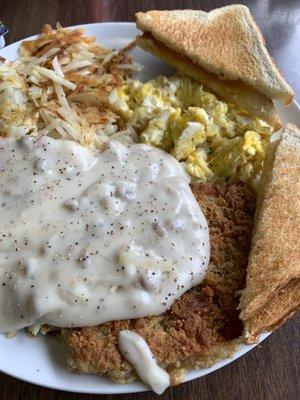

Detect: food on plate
[0, 136, 209, 332]
[63, 181, 256, 385]
[0, 4, 298, 394]
[0, 23, 136, 146]
[134, 36, 282, 131]
[135, 5, 295, 128]
[240, 124, 300, 343]
[109, 75, 271, 184]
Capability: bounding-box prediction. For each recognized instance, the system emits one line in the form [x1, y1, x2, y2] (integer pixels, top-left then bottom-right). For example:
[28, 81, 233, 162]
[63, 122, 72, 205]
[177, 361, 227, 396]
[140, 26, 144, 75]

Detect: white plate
[0, 22, 299, 395]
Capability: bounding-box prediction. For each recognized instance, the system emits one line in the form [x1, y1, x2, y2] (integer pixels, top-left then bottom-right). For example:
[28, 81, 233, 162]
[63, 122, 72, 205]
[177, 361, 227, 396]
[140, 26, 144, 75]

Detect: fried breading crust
[62, 182, 256, 385]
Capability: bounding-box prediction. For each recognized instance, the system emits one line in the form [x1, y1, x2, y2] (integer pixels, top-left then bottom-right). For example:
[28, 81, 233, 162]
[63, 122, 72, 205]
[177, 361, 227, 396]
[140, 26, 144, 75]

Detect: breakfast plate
[0, 22, 299, 395]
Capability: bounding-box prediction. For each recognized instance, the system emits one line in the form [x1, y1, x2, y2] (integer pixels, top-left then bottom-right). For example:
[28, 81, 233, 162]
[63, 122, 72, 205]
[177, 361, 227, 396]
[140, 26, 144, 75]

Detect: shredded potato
[0, 23, 137, 147]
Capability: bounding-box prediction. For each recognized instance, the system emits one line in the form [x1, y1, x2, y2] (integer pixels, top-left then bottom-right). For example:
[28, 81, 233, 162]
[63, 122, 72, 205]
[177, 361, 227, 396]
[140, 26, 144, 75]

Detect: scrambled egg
[109, 75, 271, 184]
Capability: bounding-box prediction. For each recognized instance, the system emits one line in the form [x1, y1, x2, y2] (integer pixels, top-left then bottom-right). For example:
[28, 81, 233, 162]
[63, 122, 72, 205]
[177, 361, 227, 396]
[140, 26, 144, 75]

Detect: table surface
[1, 1, 299, 399]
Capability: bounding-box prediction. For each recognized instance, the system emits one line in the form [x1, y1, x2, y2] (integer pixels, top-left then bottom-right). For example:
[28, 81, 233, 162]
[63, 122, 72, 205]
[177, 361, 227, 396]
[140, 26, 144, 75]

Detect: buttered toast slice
[136, 6, 294, 104]
[240, 124, 300, 343]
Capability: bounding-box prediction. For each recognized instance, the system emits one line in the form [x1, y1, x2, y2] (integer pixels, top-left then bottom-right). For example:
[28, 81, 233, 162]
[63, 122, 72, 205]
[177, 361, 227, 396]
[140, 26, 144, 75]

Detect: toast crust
[243, 279, 300, 343]
[137, 34, 281, 129]
[240, 123, 300, 342]
[136, 6, 294, 104]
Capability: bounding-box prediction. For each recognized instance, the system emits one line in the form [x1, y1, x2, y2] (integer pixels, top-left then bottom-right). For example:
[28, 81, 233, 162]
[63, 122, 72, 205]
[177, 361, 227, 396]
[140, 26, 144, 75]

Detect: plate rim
[3, 21, 138, 52]
[0, 21, 298, 395]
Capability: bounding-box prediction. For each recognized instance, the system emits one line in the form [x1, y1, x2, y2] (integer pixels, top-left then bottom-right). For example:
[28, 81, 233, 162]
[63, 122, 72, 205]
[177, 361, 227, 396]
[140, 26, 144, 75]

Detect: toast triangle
[239, 123, 300, 342]
[136, 5, 294, 104]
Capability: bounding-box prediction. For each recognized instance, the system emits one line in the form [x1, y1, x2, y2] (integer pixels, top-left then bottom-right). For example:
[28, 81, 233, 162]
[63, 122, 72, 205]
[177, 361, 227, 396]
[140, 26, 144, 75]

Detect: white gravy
[118, 330, 170, 394]
[0, 136, 210, 332]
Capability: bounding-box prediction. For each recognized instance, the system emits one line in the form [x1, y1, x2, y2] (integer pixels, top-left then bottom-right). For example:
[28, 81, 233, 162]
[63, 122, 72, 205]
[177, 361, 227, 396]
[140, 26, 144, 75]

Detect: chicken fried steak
[62, 181, 256, 385]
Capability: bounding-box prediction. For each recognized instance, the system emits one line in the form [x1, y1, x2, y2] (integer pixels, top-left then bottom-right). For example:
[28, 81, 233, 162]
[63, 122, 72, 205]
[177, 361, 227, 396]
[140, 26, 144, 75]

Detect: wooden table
[1, 1, 299, 399]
